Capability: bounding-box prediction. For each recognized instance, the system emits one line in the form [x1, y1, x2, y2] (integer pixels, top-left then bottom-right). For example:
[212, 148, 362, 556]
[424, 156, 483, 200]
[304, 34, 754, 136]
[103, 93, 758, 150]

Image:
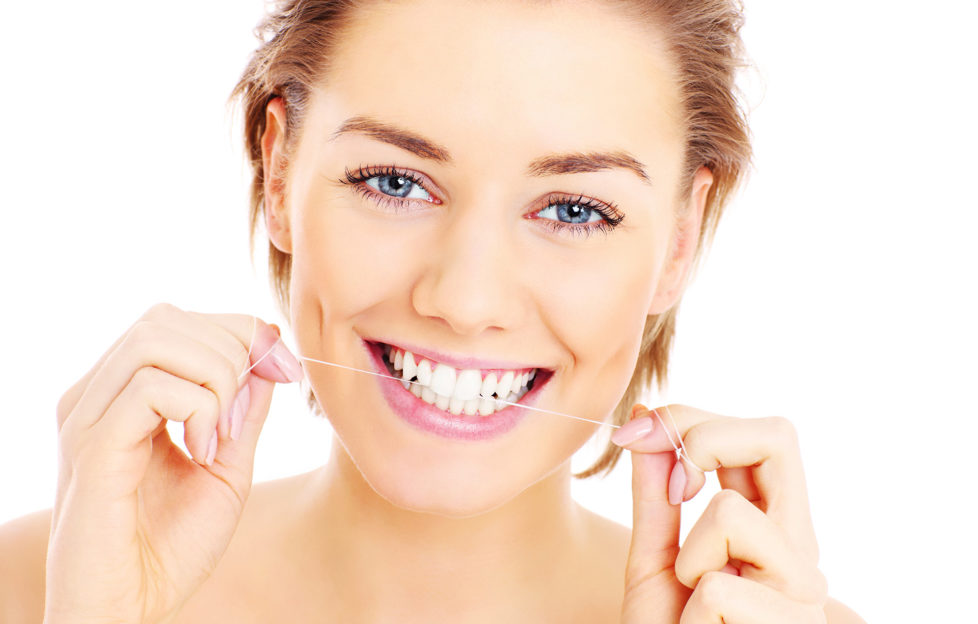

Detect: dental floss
[650, 406, 704, 473]
[235, 320, 721, 467]
[236, 325, 620, 429]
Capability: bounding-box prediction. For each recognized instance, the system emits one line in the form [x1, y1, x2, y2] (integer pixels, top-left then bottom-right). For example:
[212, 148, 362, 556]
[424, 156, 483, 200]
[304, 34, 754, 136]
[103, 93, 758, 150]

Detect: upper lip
[368, 338, 545, 372]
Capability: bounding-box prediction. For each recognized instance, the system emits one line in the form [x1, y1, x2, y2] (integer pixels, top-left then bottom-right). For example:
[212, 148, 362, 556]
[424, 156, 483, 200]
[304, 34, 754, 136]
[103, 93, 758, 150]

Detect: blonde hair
[231, 0, 752, 478]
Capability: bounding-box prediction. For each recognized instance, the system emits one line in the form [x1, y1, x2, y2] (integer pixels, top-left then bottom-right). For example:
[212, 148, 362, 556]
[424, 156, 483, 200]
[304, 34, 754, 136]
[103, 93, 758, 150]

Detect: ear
[261, 97, 293, 254]
[647, 166, 714, 315]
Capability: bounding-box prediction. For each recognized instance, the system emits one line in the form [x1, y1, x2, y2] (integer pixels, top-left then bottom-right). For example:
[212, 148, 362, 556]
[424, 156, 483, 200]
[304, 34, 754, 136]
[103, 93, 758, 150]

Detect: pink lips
[363, 340, 549, 441]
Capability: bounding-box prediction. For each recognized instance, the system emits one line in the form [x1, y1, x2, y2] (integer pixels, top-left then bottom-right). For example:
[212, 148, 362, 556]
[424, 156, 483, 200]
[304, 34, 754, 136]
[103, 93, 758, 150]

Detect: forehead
[313, 0, 684, 177]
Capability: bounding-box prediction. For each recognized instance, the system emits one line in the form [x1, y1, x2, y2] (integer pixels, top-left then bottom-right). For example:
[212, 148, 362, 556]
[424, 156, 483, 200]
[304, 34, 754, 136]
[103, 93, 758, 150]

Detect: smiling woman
[0, 1, 869, 623]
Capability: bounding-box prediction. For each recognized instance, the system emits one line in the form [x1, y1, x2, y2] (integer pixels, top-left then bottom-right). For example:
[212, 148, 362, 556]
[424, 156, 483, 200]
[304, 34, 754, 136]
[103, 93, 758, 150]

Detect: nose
[411, 201, 525, 336]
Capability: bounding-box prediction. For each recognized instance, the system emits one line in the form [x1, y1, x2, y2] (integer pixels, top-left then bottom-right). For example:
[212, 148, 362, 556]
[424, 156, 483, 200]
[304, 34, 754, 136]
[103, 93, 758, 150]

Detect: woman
[2, 0, 865, 621]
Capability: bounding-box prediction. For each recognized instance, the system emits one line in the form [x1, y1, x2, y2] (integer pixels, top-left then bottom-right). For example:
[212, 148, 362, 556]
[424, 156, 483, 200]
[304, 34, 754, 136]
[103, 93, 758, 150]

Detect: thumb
[621, 438, 689, 624]
[626, 448, 682, 584]
[210, 374, 275, 487]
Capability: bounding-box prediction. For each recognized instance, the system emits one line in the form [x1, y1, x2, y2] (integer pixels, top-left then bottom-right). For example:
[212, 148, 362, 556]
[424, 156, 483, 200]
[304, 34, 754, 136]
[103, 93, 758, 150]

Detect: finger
[644, 405, 817, 561]
[56, 306, 299, 431]
[78, 367, 221, 484]
[612, 408, 711, 504]
[194, 313, 302, 385]
[624, 406, 684, 594]
[62, 324, 244, 438]
[210, 374, 275, 484]
[674, 489, 828, 604]
[679, 571, 826, 624]
[56, 302, 184, 429]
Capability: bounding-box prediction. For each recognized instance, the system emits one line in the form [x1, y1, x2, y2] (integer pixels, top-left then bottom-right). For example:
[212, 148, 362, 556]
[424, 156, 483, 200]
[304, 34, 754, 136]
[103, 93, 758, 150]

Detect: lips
[362, 340, 553, 441]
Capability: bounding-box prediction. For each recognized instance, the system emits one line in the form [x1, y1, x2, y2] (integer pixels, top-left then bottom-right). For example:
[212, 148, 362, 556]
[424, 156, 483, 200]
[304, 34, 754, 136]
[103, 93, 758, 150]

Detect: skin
[0, 1, 865, 622]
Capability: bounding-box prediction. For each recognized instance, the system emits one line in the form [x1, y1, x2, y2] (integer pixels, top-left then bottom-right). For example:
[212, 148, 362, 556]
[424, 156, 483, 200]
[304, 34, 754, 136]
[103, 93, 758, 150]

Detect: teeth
[480, 372, 497, 398]
[510, 372, 523, 395]
[496, 371, 514, 398]
[478, 396, 495, 416]
[402, 352, 417, 381]
[435, 393, 450, 410]
[385, 344, 540, 417]
[453, 369, 482, 400]
[429, 363, 456, 397]
[416, 359, 433, 386]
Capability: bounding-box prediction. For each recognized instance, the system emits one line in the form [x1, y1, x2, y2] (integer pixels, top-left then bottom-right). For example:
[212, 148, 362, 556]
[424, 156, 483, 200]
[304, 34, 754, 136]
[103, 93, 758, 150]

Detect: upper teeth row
[386, 346, 535, 401]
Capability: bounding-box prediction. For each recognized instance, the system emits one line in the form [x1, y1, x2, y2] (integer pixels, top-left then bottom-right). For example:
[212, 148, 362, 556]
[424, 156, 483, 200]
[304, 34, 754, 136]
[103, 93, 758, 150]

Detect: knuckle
[694, 571, 730, 610]
[766, 415, 799, 445]
[144, 301, 180, 321]
[706, 488, 746, 521]
[126, 319, 162, 351]
[131, 366, 163, 396]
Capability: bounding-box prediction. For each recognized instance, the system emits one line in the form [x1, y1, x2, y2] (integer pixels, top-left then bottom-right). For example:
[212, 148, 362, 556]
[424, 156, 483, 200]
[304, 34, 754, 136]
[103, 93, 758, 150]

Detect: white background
[2, 1, 976, 621]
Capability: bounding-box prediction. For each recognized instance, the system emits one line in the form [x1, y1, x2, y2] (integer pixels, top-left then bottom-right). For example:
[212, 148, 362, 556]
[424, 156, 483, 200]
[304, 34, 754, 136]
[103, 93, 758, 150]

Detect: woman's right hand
[43, 303, 303, 624]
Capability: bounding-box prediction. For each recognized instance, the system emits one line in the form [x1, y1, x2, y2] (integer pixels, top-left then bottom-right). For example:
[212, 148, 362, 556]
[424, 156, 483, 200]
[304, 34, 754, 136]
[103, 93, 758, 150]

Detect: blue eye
[365, 174, 433, 201]
[534, 203, 605, 225]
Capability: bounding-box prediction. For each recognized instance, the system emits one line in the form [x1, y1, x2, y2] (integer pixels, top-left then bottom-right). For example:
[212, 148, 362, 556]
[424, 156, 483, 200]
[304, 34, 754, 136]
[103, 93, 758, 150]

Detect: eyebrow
[329, 115, 653, 186]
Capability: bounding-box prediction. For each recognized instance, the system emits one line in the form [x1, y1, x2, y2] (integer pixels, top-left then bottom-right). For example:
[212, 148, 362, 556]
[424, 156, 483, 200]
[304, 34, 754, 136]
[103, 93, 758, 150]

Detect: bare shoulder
[825, 596, 867, 624]
[0, 508, 52, 624]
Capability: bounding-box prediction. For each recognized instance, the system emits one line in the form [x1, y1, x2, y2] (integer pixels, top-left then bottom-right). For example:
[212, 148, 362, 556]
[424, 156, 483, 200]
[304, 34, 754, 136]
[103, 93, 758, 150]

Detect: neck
[292, 434, 586, 617]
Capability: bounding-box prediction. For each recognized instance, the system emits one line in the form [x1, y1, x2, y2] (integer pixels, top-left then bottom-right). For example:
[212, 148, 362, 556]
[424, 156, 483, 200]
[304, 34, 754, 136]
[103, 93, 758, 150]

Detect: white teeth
[435, 393, 450, 410]
[496, 371, 514, 398]
[429, 363, 456, 397]
[416, 359, 433, 386]
[481, 372, 497, 398]
[478, 396, 495, 416]
[510, 372, 523, 395]
[453, 369, 482, 400]
[402, 351, 417, 381]
[388, 345, 541, 416]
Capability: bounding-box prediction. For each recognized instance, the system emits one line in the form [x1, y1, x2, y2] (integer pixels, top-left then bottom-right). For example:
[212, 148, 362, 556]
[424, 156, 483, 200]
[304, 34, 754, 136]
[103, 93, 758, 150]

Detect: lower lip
[363, 340, 548, 441]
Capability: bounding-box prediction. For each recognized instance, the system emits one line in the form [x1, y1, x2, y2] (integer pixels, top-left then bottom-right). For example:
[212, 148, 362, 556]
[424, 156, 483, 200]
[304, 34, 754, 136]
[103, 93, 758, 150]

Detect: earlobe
[261, 97, 293, 254]
[647, 166, 714, 316]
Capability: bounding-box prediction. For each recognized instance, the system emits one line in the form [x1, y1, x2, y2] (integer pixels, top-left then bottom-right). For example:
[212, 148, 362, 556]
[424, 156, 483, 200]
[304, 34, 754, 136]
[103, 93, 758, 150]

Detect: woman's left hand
[615, 404, 830, 623]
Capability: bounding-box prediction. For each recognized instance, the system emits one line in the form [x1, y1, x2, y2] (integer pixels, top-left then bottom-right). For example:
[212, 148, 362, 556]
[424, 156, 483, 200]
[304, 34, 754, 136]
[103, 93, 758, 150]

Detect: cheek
[289, 190, 423, 321]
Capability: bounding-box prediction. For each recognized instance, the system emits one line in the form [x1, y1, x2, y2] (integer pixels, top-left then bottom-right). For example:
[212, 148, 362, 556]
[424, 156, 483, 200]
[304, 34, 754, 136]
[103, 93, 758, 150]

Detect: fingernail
[205, 431, 218, 466]
[720, 563, 740, 576]
[668, 460, 687, 505]
[611, 416, 654, 446]
[270, 341, 303, 383]
[230, 384, 251, 441]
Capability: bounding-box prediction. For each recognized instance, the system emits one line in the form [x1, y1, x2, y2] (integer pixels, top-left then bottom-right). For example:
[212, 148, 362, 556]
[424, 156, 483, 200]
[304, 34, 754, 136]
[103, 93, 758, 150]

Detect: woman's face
[264, 0, 709, 517]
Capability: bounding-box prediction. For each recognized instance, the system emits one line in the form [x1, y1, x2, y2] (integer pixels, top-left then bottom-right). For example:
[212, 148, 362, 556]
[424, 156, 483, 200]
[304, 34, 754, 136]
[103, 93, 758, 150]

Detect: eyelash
[338, 165, 625, 238]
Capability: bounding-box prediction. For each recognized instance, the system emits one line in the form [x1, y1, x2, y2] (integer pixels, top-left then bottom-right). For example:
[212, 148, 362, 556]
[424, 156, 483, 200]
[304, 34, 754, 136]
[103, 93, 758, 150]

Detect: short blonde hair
[231, 0, 752, 478]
